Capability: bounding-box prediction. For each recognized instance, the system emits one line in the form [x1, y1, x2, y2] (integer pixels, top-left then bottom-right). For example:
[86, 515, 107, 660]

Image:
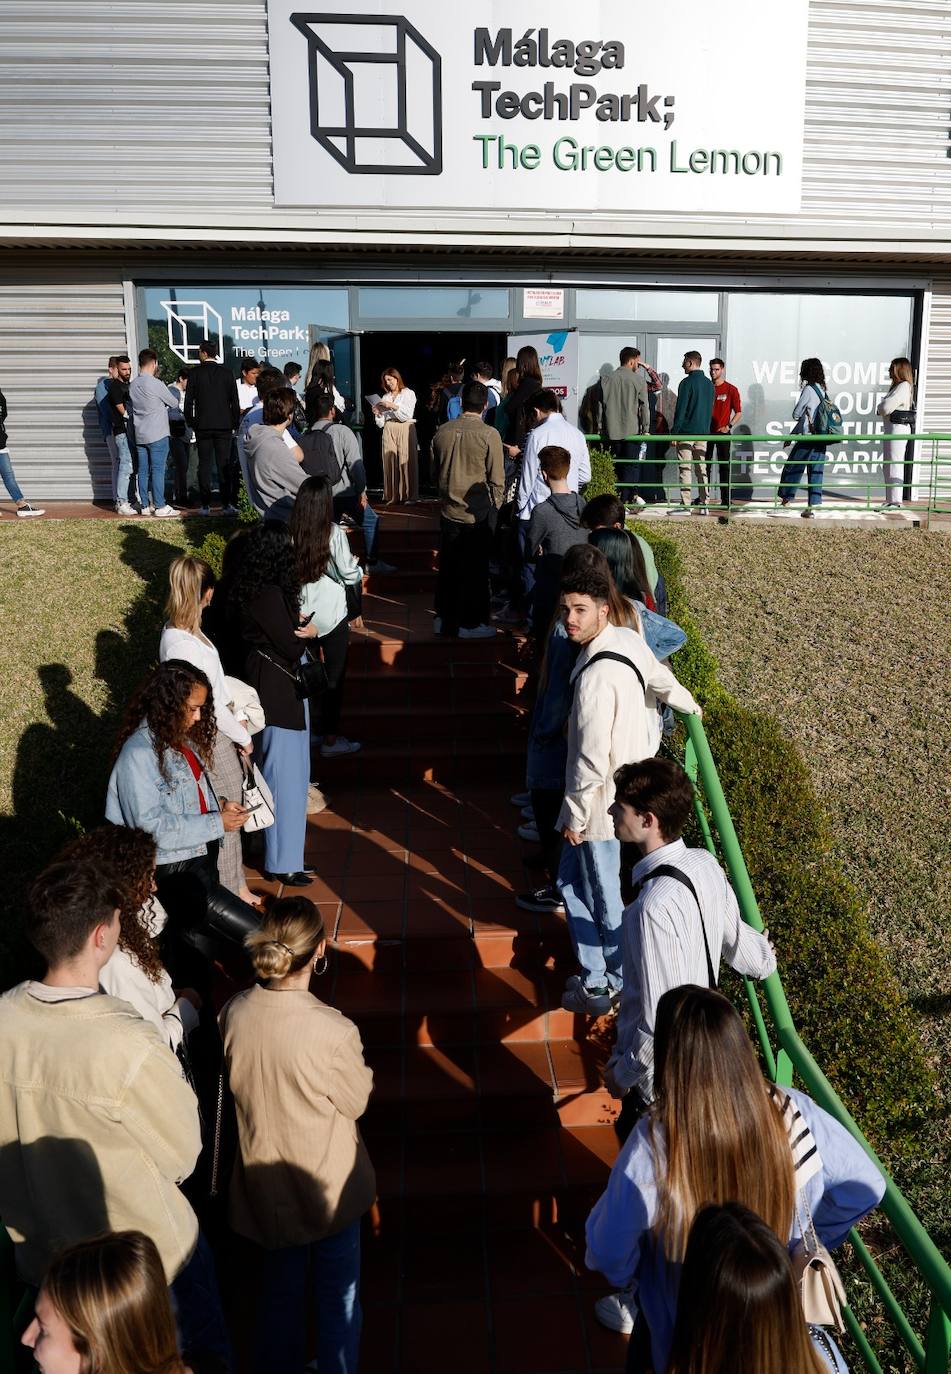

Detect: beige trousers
[382, 421, 419, 503]
[677, 442, 709, 505]
[207, 734, 246, 897]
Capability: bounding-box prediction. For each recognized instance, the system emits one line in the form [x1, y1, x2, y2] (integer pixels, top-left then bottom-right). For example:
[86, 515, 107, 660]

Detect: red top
[711, 381, 741, 431]
[179, 747, 209, 814]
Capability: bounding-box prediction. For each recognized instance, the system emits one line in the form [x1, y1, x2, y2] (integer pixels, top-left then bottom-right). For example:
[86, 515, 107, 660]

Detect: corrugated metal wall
[0, 1, 948, 235]
[0, 277, 127, 499]
[924, 281, 951, 433]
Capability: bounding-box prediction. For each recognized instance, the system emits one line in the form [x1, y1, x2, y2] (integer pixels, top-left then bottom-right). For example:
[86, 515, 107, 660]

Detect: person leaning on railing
[876, 357, 915, 512]
[585, 985, 885, 1366]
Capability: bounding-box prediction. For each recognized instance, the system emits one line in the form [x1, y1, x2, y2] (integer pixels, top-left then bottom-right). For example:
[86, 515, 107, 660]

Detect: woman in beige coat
[219, 897, 375, 1374]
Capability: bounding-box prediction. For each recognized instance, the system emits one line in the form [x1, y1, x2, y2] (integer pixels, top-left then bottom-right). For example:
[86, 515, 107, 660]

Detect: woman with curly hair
[235, 520, 319, 885]
[105, 658, 260, 983]
[290, 475, 362, 759]
[23, 1230, 189, 1374]
[61, 824, 200, 1053]
[161, 553, 259, 906]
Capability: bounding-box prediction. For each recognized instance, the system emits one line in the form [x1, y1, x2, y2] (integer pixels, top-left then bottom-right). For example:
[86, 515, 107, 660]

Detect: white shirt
[517, 413, 592, 519]
[556, 624, 700, 840]
[607, 838, 776, 1098]
[159, 624, 253, 749]
[237, 380, 259, 412]
[99, 898, 199, 1051]
[374, 388, 416, 427]
[877, 379, 913, 426]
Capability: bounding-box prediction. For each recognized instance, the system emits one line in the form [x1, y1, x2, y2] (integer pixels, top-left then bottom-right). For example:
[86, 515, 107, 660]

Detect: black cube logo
[290, 12, 442, 176]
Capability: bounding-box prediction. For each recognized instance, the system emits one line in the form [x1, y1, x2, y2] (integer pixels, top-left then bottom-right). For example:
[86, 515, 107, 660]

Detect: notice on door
[268, 0, 808, 214]
[523, 288, 565, 320]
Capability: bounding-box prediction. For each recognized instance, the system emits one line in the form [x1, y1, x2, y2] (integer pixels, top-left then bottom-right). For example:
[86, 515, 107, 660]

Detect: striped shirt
[607, 838, 776, 1099]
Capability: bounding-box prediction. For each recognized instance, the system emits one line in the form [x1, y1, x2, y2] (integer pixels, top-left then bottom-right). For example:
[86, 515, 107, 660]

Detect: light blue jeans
[136, 435, 170, 508]
[254, 1219, 362, 1374]
[557, 838, 624, 993]
[255, 696, 310, 873]
[0, 449, 24, 504]
[113, 431, 135, 506]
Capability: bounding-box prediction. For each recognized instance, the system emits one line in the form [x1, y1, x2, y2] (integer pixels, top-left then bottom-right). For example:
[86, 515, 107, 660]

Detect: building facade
[0, 0, 949, 499]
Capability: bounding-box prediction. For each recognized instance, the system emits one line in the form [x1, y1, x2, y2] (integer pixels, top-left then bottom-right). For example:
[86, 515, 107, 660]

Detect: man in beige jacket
[555, 565, 701, 1017]
[0, 854, 230, 1366]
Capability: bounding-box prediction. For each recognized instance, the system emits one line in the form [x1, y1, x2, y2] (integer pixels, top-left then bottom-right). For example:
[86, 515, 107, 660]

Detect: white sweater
[557, 623, 701, 840]
[877, 380, 913, 427]
[160, 624, 253, 749]
[99, 898, 199, 1051]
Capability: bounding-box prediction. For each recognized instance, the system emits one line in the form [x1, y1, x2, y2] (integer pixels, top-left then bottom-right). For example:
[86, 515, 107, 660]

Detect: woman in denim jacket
[106, 659, 260, 988]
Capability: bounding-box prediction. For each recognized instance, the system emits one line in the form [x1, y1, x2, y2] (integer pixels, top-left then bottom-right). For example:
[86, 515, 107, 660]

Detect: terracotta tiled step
[347, 663, 528, 709]
[344, 699, 528, 745]
[347, 629, 528, 675]
[365, 567, 438, 595]
[367, 544, 440, 572]
[316, 739, 525, 786]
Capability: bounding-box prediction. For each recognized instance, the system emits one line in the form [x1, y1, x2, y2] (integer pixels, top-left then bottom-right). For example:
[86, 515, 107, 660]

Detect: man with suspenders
[556, 567, 701, 1017]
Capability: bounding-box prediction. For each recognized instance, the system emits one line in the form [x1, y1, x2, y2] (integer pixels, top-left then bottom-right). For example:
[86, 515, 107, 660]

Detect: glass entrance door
[649, 336, 720, 425]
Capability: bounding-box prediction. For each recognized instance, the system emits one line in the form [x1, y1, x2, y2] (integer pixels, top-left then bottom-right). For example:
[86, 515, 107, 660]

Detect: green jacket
[600, 365, 649, 441]
[672, 370, 714, 436]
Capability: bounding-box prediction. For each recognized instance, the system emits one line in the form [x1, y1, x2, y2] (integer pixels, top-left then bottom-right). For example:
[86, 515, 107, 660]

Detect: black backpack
[298, 427, 340, 484]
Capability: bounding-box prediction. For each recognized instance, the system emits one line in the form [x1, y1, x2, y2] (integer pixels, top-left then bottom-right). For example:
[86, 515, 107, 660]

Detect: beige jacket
[557, 623, 701, 840]
[219, 985, 376, 1249]
[0, 984, 201, 1284]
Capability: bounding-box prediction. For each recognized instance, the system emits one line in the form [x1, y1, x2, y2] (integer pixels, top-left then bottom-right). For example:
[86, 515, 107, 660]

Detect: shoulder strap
[630, 863, 716, 989]
[575, 649, 646, 696]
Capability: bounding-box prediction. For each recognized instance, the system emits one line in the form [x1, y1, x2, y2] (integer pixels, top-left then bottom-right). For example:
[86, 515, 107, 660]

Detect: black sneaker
[515, 886, 565, 914]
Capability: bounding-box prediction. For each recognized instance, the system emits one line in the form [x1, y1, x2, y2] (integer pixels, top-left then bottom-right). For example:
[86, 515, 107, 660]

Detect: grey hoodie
[245, 423, 305, 515]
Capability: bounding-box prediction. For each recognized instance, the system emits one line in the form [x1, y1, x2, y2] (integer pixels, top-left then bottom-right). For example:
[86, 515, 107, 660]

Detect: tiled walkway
[241, 507, 628, 1373]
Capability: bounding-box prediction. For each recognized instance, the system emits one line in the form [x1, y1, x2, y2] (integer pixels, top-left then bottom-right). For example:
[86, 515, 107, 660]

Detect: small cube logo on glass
[290, 12, 443, 175]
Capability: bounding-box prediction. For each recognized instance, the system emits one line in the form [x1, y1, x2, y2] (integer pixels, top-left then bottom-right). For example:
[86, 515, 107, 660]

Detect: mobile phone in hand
[300, 612, 315, 625]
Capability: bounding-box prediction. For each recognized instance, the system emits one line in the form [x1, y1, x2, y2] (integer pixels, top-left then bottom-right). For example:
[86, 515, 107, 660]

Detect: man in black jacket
[184, 339, 241, 514]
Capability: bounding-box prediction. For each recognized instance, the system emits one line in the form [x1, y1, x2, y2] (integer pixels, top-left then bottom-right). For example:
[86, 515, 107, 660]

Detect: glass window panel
[140, 284, 350, 378]
[724, 292, 915, 500]
[577, 334, 634, 432]
[357, 286, 510, 320]
[576, 289, 719, 323]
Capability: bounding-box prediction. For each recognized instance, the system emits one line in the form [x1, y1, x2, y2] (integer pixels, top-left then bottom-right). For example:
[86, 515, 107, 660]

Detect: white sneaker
[520, 805, 535, 821]
[15, 503, 44, 518]
[306, 783, 329, 814]
[510, 791, 531, 808]
[517, 821, 540, 843]
[667, 504, 690, 516]
[594, 1291, 638, 1334]
[458, 624, 497, 639]
[116, 501, 137, 517]
[153, 505, 177, 519]
[626, 495, 646, 509]
[320, 737, 362, 758]
[221, 504, 238, 516]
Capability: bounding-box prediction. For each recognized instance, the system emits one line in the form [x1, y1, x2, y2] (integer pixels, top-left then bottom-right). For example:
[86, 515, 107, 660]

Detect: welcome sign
[268, 1, 808, 213]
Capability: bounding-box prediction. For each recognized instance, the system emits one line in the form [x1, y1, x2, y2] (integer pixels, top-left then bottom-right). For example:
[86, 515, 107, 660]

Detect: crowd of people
[0, 336, 893, 1374]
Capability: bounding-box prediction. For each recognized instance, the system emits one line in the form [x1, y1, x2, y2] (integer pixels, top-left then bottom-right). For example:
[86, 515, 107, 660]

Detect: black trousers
[169, 431, 190, 505]
[706, 439, 753, 504]
[313, 616, 350, 736]
[609, 439, 641, 498]
[155, 844, 260, 994]
[195, 430, 234, 507]
[531, 786, 564, 884]
[436, 516, 491, 634]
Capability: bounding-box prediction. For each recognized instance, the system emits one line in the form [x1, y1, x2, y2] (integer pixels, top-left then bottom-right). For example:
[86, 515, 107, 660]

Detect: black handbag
[330, 555, 363, 621]
[255, 646, 327, 700]
[888, 409, 915, 425]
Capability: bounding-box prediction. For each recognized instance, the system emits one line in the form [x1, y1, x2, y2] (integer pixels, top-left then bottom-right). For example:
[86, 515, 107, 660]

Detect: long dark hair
[231, 520, 300, 615]
[667, 1203, 825, 1374]
[588, 528, 652, 605]
[799, 357, 826, 388]
[515, 345, 542, 384]
[290, 476, 335, 585]
[113, 660, 216, 779]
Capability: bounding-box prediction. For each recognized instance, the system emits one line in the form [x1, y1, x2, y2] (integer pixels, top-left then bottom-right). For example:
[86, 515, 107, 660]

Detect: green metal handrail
[677, 711, 951, 1373]
[582, 432, 951, 515]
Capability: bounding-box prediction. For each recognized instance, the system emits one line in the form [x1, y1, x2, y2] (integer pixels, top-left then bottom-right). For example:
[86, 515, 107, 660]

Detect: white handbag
[240, 757, 275, 832]
[225, 675, 266, 735]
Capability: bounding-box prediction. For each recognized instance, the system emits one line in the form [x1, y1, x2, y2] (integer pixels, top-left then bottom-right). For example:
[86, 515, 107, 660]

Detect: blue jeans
[0, 449, 24, 504]
[170, 1231, 233, 1371]
[254, 1219, 362, 1374]
[137, 435, 170, 508]
[114, 431, 135, 506]
[556, 838, 624, 993]
[779, 443, 826, 506]
[256, 696, 310, 873]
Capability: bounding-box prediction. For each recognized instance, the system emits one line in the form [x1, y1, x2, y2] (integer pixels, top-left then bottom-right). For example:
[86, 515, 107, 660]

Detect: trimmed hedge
[636, 521, 935, 1150]
[582, 447, 619, 502]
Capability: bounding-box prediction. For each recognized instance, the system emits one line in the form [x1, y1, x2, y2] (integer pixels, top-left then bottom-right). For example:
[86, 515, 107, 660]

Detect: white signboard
[523, 288, 566, 320]
[510, 331, 580, 426]
[268, 1, 807, 213]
